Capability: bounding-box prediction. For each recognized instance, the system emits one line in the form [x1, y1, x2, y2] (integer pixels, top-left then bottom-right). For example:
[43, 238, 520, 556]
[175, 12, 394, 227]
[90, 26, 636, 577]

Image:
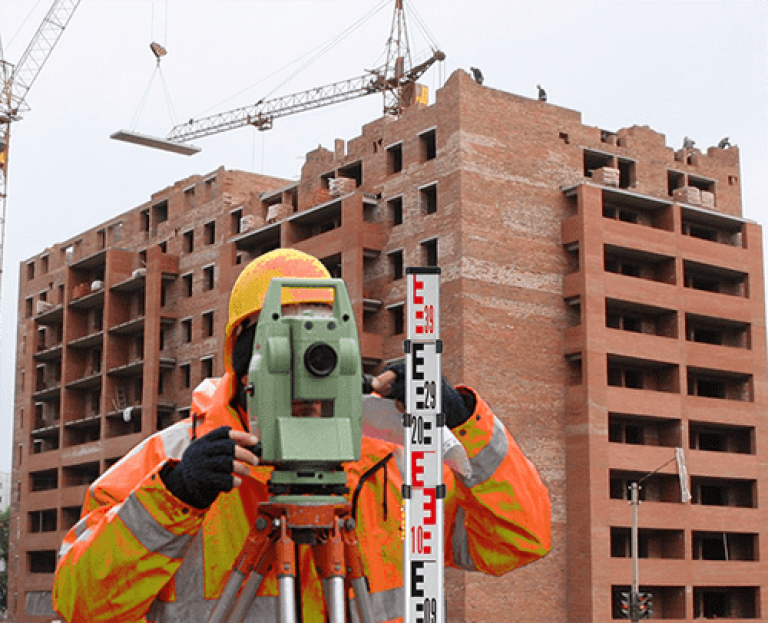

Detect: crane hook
[150, 42, 167, 63]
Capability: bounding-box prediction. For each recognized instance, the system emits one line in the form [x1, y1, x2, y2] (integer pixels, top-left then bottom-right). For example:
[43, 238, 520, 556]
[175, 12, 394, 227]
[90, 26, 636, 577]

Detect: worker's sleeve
[53, 431, 205, 623]
[444, 386, 551, 576]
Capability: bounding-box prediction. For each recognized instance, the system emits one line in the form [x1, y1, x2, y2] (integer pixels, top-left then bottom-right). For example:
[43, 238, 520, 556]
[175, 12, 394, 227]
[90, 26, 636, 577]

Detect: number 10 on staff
[403, 267, 444, 623]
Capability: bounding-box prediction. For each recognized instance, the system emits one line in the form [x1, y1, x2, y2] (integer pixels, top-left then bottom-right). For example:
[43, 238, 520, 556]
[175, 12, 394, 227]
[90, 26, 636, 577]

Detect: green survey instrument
[246, 277, 363, 502]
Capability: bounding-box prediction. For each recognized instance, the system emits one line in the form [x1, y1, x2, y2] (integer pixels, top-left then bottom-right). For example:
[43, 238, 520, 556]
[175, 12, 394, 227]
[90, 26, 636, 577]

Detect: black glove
[379, 361, 475, 429]
[160, 426, 238, 509]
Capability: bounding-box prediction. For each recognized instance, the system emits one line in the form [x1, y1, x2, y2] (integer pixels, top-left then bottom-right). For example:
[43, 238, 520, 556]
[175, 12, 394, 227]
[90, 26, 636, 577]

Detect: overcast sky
[1, 0, 766, 472]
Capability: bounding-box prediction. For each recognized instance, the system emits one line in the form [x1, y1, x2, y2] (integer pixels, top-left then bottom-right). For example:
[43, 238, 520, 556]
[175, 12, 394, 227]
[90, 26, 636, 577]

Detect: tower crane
[0, 0, 81, 334]
[113, 0, 444, 152]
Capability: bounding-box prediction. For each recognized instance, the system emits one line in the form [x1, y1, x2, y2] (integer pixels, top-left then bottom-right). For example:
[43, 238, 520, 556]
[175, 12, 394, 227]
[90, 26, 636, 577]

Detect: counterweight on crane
[0, 0, 81, 334]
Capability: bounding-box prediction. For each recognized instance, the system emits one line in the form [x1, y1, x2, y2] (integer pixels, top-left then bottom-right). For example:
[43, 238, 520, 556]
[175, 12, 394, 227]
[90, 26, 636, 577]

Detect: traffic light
[618, 592, 632, 619]
[637, 592, 653, 619]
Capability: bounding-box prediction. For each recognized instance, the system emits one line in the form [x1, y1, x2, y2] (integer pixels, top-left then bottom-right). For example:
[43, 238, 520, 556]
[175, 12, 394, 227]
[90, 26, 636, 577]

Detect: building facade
[8, 69, 766, 621]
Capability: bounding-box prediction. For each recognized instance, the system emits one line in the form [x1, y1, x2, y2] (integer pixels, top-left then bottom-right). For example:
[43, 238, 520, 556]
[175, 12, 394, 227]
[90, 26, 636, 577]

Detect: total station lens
[304, 342, 338, 377]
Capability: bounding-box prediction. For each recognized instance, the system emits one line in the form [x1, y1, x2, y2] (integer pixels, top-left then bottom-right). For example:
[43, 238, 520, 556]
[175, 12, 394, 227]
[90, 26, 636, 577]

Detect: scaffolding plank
[110, 129, 201, 155]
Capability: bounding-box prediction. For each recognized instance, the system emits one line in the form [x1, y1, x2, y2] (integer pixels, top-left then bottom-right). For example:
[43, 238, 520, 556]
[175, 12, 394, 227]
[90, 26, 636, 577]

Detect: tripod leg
[325, 577, 346, 623]
[207, 515, 274, 623]
[314, 517, 347, 623]
[275, 518, 298, 623]
[207, 569, 248, 623]
[341, 519, 375, 623]
[279, 576, 297, 623]
[228, 552, 273, 623]
[349, 578, 375, 623]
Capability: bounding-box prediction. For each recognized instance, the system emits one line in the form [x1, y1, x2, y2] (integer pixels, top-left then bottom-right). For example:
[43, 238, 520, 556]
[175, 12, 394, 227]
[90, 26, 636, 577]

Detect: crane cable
[195, 0, 391, 118]
[130, 0, 178, 131]
[2, 0, 46, 58]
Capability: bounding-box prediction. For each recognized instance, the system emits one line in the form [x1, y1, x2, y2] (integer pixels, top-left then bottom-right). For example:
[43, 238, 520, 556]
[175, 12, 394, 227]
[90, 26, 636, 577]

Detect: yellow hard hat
[225, 248, 333, 340]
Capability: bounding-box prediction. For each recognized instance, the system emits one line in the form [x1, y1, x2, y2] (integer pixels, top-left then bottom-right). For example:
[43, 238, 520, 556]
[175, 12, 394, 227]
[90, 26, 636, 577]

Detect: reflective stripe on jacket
[53, 373, 551, 622]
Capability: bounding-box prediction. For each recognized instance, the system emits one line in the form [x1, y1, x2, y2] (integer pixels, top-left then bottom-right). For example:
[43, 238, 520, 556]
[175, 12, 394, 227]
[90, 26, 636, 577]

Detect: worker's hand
[160, 426, 259, 509]
[370, 363, 406, 412]
[370, 361, 474, 428]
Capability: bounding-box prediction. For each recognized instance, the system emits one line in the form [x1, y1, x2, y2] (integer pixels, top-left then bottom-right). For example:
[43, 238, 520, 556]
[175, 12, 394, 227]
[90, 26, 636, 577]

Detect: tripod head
[246, 277, 363, 502]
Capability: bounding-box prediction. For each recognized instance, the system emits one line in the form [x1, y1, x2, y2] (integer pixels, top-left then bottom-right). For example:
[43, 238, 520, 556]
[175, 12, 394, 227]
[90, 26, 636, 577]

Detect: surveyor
[53, 248, 551, 622]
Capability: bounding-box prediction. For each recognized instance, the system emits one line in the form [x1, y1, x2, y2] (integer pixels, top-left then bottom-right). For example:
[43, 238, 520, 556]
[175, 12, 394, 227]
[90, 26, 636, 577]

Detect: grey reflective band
[147, 595, 278, 622]
[58, 520, 93, 558]
[160, 420, 194, 460]
[117, 492, 194, 559]
[350, 586, 404, 623]
[460, 415, 508, 489]
[451, 506, 477, 571]
[170, 534, 206, 604]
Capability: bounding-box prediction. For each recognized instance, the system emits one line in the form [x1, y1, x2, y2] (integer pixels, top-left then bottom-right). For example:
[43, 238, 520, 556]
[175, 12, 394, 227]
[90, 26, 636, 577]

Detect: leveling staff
[53, 249, 552, 622]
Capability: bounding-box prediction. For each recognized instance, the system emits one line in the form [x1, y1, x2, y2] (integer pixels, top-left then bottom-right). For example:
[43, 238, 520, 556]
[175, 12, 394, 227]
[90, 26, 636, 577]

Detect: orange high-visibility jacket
[54, 374, 551, 622]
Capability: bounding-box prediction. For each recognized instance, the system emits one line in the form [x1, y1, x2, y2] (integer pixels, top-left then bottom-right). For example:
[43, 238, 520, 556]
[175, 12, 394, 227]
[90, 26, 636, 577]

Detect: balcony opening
[610, 527, 684, 559]
[612, 586, 686, 621]
[583, 149, 613, 177]
[686, 313, 750, 349]
[667, 170, 686, 196]
[687, 367, 752, 402]
[28, 550, 57, 574]
[688, 175, 715, 194]
[152, 200, 169, 226]
[387, 143, 403, 175]
[603, 206, 638, 224]
[202, 311, 215, 338]
[681, 208, 744, 247]
[610, 470, 683, 504]
[617, 158, 636, 189]
[231, 208, 243, 235]
[62, 462, 100, 487]
[566, 297, 581, 329]
[203, 265, 215, 291]
[684, 260, 748, 297]
[28, 509, 57, 533]
[338, 160, 363, 187]
[201, 356, 214, 379]
[420, 184, 438, 215]
[689, 421, 753, 454]
[182, 318, 192, 343]
[388, 196, 403, 226]
[604, 245, 676, 285]
[421, 238, 438, 267]
[605, 299, 678, 338]
[182, 273, 193, 297]
[694, 587, 758, 619]
[692, 531, 758, 561]
[204, 221, 216, 245]
[389, 250, 404, 280]
[140, 209, 150, 232]
[62, 506, 81, 531]
[181, 363, 191, 389]
[607, 355, 679, 394]
[419, 129, 437, 161]
[321, 253, 342, 279]
[608, 414, 682, 448]
[388, 304, 405, 336]
[566, 353, 582, 386]
[691, 476, 755, 508]
[30, 468, 58, 491]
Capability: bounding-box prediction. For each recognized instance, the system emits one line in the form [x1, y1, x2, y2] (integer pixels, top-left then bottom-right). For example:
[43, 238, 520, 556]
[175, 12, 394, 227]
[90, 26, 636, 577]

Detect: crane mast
[1, 0, 81, 335]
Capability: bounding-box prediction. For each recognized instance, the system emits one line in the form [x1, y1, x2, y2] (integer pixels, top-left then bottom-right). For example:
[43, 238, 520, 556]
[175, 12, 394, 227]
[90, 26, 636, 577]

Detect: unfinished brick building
[8, 69, 767, 621]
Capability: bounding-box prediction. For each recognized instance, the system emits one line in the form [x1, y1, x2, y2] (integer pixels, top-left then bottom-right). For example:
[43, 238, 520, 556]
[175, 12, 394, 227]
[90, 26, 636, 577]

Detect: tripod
[207, 498, 376, 623]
